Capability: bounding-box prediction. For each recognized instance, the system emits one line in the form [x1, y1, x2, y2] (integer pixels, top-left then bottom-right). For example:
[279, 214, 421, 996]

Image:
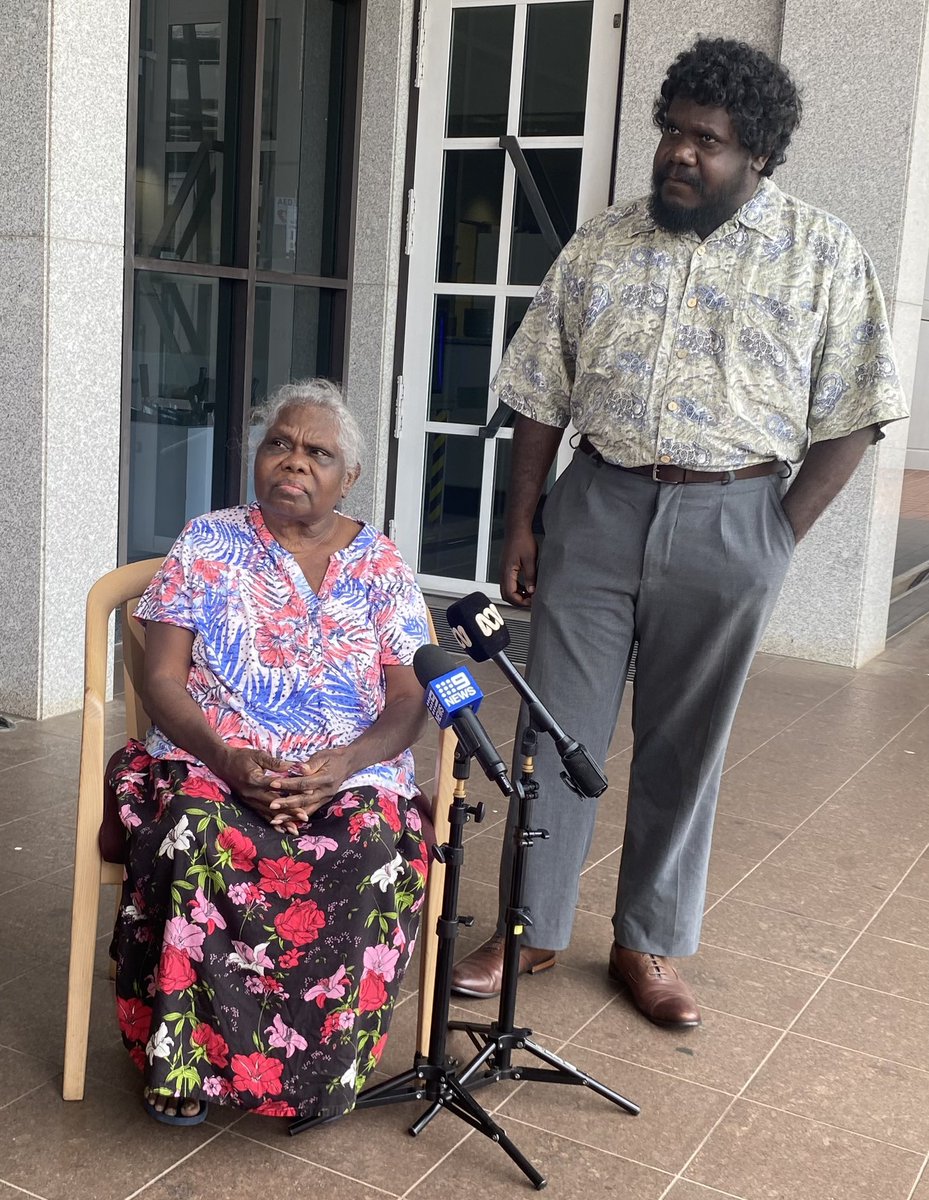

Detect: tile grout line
[0, 1178, 50, 1200]
[224, 1129, 401, 1198]
[719, 668, 910, 775]
[596, 684, 923, 901]
[905, 1154, 929, 1200]
[730, 1094, 925, 1155]
[119, 1125, 230, 1200]
[399, 1127, 479, 1199]
[703, 700, 929, 919]
[654, 832, 929, 1200]
[0, 1078, 59, 1115]
[700, 892, 887, 935]
[500, 1112, 679, 1180]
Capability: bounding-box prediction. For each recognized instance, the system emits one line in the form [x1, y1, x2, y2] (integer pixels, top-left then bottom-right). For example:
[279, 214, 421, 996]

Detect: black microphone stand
[290, 722, 638, 1190]
[409, 725, 639, 1165]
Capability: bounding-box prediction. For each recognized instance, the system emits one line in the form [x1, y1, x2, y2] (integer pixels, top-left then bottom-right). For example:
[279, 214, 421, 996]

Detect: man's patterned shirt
[493, 177, 908, 470]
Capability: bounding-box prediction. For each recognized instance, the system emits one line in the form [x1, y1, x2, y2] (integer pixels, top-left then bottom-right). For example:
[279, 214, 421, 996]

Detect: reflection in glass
[490, 439, 556, 580]
[446, 6, 515, 136]
[505, 297, 532, 348]
[128, 272, 220, 559]
[521, 1, 592, 136]
[419, 434, 484, 579]
[430, 296, 494, 423]
[244, 285, 344, 502]
[135, 1, 237, 264]
[438, 150, 505, 284]
[256, 0, 353, 276]
[489, 437, 512, 582]
[252, 285, 343, 406]
[510, 149, 581, 285]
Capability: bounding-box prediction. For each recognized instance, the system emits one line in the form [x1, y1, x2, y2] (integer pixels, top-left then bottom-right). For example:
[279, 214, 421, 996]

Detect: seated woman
[109, 378, 431, 1125]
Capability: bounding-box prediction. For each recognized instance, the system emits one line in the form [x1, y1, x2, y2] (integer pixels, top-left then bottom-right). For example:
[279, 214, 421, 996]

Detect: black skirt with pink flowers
[109, 740, 428, 1119]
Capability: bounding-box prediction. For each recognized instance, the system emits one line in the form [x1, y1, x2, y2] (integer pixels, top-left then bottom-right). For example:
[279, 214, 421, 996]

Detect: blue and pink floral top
[134, 503, 430, 797]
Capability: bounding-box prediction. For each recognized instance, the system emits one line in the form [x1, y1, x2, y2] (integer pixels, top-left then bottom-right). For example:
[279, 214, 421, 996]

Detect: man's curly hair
[653, 38, 801, 176]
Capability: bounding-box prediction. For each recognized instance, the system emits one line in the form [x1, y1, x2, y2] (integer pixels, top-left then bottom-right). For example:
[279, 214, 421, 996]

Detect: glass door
[394, 0, 624, 596]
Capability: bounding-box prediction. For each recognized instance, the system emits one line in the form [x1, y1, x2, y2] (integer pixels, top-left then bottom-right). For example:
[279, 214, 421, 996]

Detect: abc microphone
[413, 644, 512, 795]
[446, 593, 608, 799]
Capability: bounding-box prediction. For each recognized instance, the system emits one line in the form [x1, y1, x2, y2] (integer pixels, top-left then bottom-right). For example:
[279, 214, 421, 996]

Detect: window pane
[520, 1, 592, 136]
[430, 296, 494, 423]
[505, 296, 532, 347]
[419, 433, 484, 579]
[446, 6, 515, 137]
[135, 1, 239, 264]
[252, 284, 344, 405]
[127, 272, 221, 559]
[256, 0, 354, 276]
[438, 150, 505, 284]
[509, 148, 581, 285]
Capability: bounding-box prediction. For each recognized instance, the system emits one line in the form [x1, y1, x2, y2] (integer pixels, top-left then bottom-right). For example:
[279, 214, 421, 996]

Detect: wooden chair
[62, 560, 455, 1101]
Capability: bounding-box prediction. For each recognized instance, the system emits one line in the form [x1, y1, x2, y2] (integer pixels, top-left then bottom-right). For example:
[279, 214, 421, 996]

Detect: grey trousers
[496, 449, 795, 957]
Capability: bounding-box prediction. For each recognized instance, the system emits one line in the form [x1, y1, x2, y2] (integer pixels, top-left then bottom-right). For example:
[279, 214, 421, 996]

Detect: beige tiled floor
[1, 618, 929, 1199]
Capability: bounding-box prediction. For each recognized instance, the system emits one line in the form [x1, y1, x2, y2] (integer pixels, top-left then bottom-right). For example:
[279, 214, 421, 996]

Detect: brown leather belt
[578, 436, 784, 484]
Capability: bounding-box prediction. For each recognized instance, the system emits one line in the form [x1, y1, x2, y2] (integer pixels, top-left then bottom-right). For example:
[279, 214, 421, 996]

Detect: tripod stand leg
[519, 1037, 640, 1115]
[409, 1033, 499, 1136]
[439, 1074, 547, 1190]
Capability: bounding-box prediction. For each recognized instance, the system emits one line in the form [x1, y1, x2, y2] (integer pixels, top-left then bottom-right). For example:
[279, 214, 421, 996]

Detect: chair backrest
[120, 586, 157, 742]
[415, 611, 455, 1055]
[81, 557, 164, 795]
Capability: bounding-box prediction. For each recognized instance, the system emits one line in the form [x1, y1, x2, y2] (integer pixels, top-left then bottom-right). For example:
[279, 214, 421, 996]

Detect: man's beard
[648, 165, 746, 236]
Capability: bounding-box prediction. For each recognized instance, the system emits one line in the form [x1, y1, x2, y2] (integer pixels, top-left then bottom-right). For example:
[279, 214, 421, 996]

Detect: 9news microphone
[412, 643, 512, 795]
[446, 593, 608, 799]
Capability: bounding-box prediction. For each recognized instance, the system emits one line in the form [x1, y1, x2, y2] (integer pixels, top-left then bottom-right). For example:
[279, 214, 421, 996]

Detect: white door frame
[394, 0, 624, 598]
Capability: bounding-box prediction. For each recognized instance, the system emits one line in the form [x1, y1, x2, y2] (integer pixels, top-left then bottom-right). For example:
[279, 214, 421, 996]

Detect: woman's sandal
[143, 1090, 209, 1126]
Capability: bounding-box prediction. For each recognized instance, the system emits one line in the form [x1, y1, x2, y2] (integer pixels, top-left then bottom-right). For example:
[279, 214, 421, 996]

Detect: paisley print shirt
[134, 504, 430, 797]
[494, 177, 908, 470]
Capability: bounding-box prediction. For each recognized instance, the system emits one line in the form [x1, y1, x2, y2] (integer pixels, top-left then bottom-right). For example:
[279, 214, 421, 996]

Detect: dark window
[123, 0, 360, 561]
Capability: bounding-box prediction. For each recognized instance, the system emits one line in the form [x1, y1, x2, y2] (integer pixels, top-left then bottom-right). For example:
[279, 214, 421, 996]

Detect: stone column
[344, 0, 417, 528]
[0, 0, 129, 718]
[613, 1, 784, 197]
[765, 0, 929, 664]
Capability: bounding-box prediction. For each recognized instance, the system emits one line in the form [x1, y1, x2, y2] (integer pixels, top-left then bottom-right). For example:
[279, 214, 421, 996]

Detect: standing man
[451, 38, 908, 1027]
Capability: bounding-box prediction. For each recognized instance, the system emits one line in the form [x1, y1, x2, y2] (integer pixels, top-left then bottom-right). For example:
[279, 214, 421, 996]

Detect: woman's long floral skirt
[109, 741, 428, 1119]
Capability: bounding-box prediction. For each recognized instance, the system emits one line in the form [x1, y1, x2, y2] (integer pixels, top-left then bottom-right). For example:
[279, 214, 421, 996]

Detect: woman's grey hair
[251, 378, 364, 468]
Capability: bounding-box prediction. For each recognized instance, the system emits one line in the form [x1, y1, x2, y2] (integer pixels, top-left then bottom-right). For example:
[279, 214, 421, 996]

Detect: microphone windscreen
[413, 643, 456, 688]
[446, 593, 511, 662]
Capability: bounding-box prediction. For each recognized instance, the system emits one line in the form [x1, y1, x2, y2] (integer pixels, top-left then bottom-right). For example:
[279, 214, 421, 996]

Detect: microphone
[446, 594, 608, 799]
[413, 644, 512, 794]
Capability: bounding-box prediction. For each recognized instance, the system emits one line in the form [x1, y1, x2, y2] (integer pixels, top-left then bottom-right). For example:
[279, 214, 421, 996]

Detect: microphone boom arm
[491, 652, 607, 799]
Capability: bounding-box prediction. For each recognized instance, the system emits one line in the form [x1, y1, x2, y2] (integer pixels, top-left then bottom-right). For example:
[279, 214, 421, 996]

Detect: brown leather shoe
[608, 943, 701, 1028]
[451, 934, 556, 998]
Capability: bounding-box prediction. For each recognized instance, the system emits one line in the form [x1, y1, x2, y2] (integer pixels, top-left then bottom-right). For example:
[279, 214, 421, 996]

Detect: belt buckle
[652, 463, 677, 483]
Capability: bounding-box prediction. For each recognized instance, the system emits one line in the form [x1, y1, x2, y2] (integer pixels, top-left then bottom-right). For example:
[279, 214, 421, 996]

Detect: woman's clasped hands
[214, 745, 357, 834]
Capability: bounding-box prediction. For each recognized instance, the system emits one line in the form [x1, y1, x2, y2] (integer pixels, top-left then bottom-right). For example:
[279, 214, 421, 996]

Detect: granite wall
[764, 0, 929, 663]
[616, 0, 929, 665]
[0, 0, 129, 718]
